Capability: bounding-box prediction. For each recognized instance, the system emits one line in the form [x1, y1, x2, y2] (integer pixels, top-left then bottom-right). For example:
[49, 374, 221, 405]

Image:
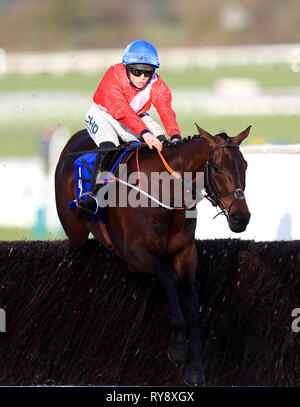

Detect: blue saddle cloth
[69, 142, 142, 223]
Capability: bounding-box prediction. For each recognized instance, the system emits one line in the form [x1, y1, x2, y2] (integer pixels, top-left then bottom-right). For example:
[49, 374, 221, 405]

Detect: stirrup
[76, 192, 98, 216]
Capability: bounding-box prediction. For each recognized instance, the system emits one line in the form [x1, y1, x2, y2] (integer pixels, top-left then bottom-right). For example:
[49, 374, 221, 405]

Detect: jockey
[77, 39, 182, 219]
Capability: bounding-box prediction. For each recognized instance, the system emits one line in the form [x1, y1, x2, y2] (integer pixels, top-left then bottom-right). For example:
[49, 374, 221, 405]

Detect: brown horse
[55, 124, 251, 386]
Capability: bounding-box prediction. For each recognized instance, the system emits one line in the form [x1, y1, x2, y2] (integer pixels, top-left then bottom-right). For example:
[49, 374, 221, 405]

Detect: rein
[157, 149, 205, 208]
[97, 148, 192, 210]
[95, 139, 245, 254]
[96, 138, 245, 216]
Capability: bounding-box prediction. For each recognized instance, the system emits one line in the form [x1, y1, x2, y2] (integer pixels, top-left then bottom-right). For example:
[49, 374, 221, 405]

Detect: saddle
[100, 140, 148, 177]
[105, 134, 167, 173]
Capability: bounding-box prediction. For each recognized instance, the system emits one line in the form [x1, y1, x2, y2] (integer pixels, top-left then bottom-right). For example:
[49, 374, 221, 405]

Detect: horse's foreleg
[126, 248, 188, 364]
[181, 276, 206, 386]
[126, 247, 188, 363]
[157, 266, 189, 364]
[158, 266, 185, 330]
[173, 244, 206, 386]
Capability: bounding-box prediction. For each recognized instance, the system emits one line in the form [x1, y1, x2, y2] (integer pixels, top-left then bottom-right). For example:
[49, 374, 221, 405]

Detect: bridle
[204, 139, 246, 219]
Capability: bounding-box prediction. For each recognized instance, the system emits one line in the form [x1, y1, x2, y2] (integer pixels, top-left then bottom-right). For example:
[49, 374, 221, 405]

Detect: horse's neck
[164, 139, 207, 174]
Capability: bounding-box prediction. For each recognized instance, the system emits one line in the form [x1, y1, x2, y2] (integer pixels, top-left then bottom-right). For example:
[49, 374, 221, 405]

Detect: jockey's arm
[151, 78, 182, 143]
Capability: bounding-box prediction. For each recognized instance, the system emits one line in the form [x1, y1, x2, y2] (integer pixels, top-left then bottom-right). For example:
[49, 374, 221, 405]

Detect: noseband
[204, 140, 245, 218]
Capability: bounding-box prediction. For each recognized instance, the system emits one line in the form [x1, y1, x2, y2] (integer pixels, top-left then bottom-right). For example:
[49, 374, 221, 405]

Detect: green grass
[0, 116, 83, 156]
[160, 63, 299, 89]
[0, 113, 299, 157]
[0, 72, 103, 92]
[0, 63, 299, 157]
[0, 226, 66, 241]
[0, 63, 298, 92]
[176, 114, 300, 145]
[0, 227, 33, 241]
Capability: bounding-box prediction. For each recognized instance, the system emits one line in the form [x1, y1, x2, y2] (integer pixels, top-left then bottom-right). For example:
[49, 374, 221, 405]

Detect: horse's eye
[212, 164, 220, 173]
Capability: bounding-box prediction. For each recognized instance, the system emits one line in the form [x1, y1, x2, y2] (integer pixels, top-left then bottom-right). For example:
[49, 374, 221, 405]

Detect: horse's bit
[204, 140, 246, 219]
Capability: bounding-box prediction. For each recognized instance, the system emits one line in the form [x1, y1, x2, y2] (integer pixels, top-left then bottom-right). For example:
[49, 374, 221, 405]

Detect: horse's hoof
[168, 340, 189, 365]
[183, 366, 206, 387]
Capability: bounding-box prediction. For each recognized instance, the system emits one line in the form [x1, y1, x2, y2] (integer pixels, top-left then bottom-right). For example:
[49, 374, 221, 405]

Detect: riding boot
[77, 141, 116, 220]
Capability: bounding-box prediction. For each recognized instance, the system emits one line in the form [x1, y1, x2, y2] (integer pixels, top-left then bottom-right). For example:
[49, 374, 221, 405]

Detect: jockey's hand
[142, 132, 163, 152]
[170, 134, 181, 143]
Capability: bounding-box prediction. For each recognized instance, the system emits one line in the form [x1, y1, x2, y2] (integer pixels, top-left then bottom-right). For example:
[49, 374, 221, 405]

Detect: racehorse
[55, 124, 251, 386]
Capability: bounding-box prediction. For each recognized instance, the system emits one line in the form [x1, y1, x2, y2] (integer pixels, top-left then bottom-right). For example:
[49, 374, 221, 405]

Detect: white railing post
[0, 48, 6, 73]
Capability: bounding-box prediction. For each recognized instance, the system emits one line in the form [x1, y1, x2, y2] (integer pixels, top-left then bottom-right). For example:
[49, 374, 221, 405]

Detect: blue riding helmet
[122, 40, 160, 68]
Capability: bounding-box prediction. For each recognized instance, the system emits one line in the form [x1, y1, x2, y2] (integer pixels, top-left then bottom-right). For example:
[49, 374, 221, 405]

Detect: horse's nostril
[230, 212, 250, 224]
[229, 212, 250, 233]
[230, 212, 241, 222]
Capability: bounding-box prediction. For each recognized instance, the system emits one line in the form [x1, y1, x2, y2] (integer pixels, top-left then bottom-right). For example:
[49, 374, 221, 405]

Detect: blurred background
[0, 0, 300, 241]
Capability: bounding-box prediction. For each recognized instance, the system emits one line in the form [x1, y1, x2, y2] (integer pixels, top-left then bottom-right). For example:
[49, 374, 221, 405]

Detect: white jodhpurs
[85, 102, 165, 147]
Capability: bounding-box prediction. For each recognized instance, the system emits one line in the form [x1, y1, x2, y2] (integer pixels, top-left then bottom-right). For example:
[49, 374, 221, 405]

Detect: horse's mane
[163, 131, 229, 148]
[163, 134, 201, 148]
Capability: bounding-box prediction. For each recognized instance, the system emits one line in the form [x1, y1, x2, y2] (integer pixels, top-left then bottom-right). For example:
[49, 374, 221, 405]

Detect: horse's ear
[232, 125, 251, 145]
[195, 123, 216, 147]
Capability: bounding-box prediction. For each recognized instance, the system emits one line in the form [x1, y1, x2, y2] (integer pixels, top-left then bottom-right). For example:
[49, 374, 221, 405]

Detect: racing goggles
[128, 66, 155, 78]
